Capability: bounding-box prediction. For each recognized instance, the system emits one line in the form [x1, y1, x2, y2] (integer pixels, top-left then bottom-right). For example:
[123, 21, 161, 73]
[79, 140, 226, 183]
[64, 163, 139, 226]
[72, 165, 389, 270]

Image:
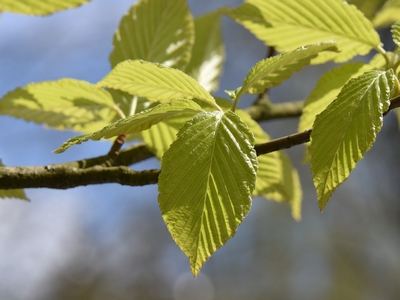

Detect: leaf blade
[0, 79, 117, 133]
[185, 11, 225, 93]
[373, 0, 400, 28]
[54, 99, 203, 153]
[299, 62, 374, 133]
[235, 42, 338, 101]
[109, 0, 194, 69]
[98, 60, 217, 107]
[228, 0, 380, 63]
[310, 70, 395, 210]
[158, 111, 257, 276]
[0, 0, 89, 15]
[392, 22, 400, 47]
[236, 110, 302, 219]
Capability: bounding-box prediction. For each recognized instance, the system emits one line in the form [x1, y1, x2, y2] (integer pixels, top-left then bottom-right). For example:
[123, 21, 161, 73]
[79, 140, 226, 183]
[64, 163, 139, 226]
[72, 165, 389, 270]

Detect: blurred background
[1, 0, 400, 299]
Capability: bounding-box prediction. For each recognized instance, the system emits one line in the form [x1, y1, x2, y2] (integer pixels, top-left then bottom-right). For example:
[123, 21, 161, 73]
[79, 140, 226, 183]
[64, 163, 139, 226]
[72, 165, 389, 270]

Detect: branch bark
[1, 95, 399, 190]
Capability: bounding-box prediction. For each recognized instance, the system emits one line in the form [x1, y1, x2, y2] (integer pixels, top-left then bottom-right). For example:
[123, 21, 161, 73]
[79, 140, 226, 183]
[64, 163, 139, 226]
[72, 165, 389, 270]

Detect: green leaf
[395, 108, 400, 129]
[368, 52, 396, 70]
[299, 62, 373, 134]
[142, 113, 193, 160]
[228, 0, 380, 63]
[158, 111, 258, 276]
[392, 22, 400, 47]
[347, 0, 386, 20]
[299, 62, 373, 162]
[373, 0, 400, 28]
[0, 0, 89, 15]
[0, 79, 118, 134]
[109, 0, 194, 69]
[54, 99, 203, 153]
[184, 11, 224, 93]
[107, 89, 151, 117]
[259, 152, 302, 220]
[222, 3, 272, 44]
[310, 70, 395, 210]
[0, 160, 28, 201]
[98, 60, 218, 108]
[234, 42, 338, 101]
[236, 109, 302, 220]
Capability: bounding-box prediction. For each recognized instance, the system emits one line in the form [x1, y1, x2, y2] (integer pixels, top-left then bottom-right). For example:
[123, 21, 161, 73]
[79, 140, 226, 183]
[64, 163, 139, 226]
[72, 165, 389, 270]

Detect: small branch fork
[1, 95, 400, 190]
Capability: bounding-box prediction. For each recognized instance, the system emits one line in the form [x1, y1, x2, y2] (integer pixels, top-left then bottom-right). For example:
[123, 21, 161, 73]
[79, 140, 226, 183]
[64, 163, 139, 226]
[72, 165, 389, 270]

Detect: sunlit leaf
[0, 0, 89, 15]
[222, 3, 272, 44]
[142, 113, 193, 160]
[227, 0, 380, 63]
[310, 70, 395, 210]
[236, 109, 302, 219]
[373, 0, 400, 28]
[392, 22, 400, 46]
[185, 11, 224, 93]
[55, 99, 203, 153]
[0, 160, 28, 201]
[299, 62, 373, 134]
[0, 79, 118, 133]
[368, 52, 395, 70]
[158, 111, 258, 276]
[347, 0, 386, 20]
[234, 42, 338, 101]
[109, 0, 194, 69]
[107, 89, 151, 117]
[98, 60, 217, 108]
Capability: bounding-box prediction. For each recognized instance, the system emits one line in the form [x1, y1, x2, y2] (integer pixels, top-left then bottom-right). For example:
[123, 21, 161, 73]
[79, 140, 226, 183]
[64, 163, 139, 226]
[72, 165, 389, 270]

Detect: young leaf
[142, 114, 193, 160]
[221, 3, 272, 44]
[373, 0, 400, 28]
[347, 0, 386, 20]
[184, 11, 225, 93]
[258, 152, 302, 221]
[98, 60, 218, 108]
[0, 0, 89, 15]
[236, 110, 302, 220]
[0, 79, 118, 133]
[0, 160, 28, 201]
[234, 42, 338, 101]
[54, 99, 203, 153]
[299, 62, 374, 134]
[158, 111, 258, 276]
[310, 70, 395, 210]
[109, 0, 194, 69]
[107, 89, 151, 117]
[228, 0, 380, 63]
[392, 22, 400, 47]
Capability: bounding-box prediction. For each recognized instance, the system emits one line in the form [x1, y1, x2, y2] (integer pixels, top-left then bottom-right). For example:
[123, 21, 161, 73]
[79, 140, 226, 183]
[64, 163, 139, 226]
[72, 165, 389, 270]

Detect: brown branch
[254, 94, 400, 156]
[1, 95, 399, 190]
[254, 130, 312, 155]
[109, 134, 126, 155]
[0, 165, 159, 189]
[384, 94, 400, 115]
[246, 98, 304, 122]
[61, 142, 155, 169]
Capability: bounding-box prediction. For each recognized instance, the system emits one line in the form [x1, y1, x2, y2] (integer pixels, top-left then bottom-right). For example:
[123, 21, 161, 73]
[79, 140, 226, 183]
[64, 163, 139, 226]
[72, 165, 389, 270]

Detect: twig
[0, 165, 159, 189]
[1, 95, 399, 190]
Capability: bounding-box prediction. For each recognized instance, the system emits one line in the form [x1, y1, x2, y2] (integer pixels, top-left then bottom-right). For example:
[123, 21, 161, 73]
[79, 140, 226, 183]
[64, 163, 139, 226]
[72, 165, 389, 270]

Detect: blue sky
[1, 1, 400, 299]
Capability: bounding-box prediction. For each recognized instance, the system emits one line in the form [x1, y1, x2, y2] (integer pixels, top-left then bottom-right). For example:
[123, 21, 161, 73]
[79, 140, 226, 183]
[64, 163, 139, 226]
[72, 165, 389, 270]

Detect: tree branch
[254, 130, 312, 155]
[246, 98, 304, 122]
[0, 165, 159, 189]
[1, 95, 399, 190]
